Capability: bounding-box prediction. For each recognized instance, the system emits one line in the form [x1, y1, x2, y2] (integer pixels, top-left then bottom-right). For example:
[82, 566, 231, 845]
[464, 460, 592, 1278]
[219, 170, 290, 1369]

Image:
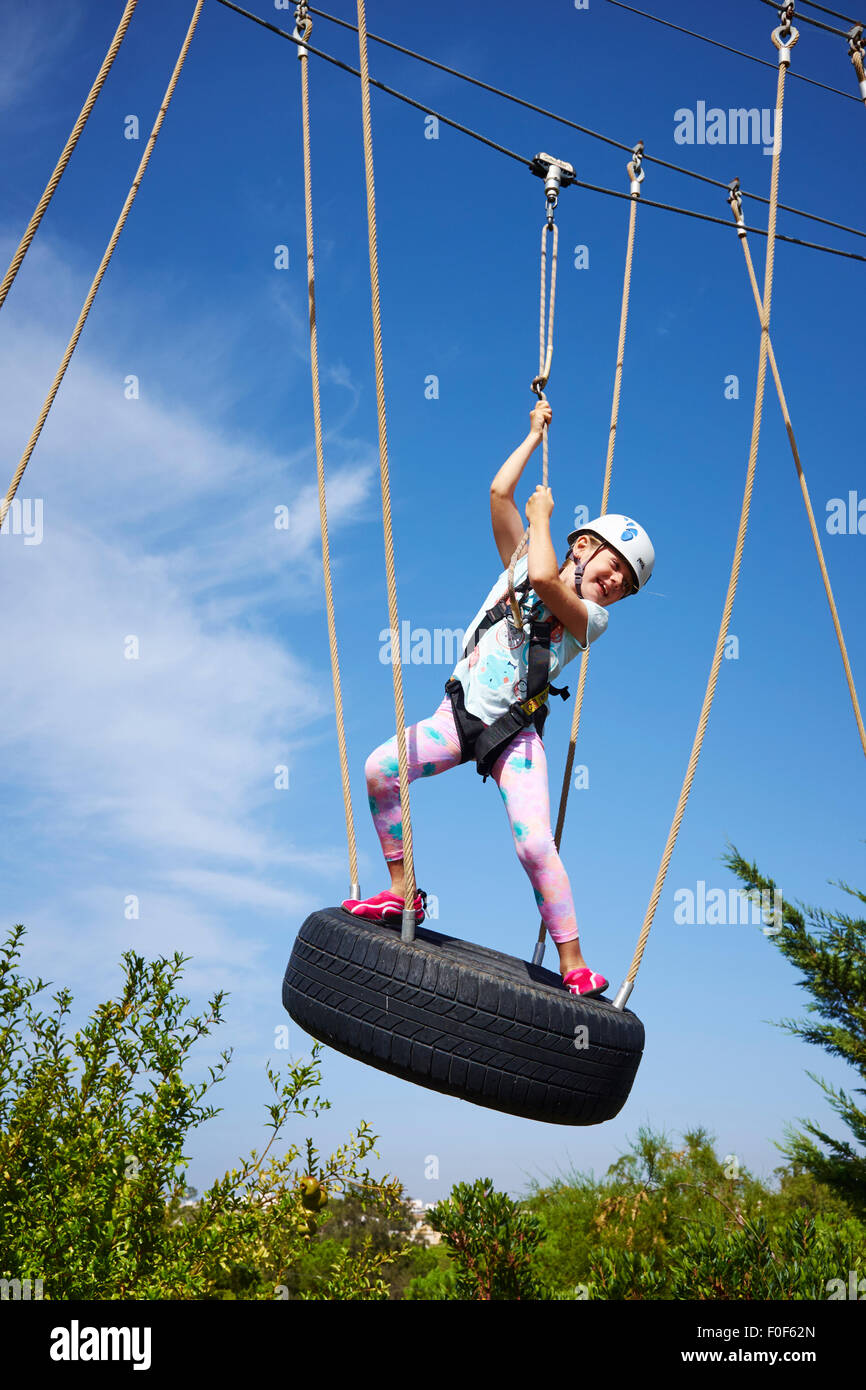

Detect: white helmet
[566, 513, 655, 593]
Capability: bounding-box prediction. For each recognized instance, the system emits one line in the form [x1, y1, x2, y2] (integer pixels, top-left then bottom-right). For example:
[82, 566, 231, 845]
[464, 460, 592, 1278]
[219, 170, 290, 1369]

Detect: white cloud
[0, 232, 376, 944]
[0, 4, 83, 117]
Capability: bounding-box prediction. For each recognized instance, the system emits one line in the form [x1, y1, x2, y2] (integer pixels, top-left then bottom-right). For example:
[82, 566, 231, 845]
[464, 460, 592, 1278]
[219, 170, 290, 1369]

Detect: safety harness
[445, 573, 571, 782]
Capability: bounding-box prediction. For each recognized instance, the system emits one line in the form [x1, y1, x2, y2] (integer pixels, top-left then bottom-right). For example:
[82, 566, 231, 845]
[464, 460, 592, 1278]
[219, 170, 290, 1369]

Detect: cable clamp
[726, 176, 747, 238]
[627, 139, 645, 197]
[728, 176, 750, 236]
[293, 2, 312, 57]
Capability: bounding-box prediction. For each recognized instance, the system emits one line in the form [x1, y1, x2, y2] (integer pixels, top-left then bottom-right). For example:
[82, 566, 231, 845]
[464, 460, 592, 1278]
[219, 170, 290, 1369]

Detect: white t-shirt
[449, 553, 608, 724]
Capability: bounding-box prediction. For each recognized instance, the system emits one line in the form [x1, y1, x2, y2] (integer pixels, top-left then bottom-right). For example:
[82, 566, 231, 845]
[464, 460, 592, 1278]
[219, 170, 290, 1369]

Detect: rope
[728, 187, 866, 761]
[506, 219, 558, 628]
[0, 0, 205, 533]
[296, 10, 360, 900]
[614, 25, 796, 1010]
[213, 2, 866, 261]
[0, 0, 139, 314]
[535, 158, 642, 961]
[355, 0, 417, 941]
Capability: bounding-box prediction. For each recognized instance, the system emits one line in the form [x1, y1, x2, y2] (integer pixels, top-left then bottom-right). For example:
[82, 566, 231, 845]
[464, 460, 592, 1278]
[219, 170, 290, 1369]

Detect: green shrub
[426, 1177, 547, 1299]
[0, 924, 409, 1299]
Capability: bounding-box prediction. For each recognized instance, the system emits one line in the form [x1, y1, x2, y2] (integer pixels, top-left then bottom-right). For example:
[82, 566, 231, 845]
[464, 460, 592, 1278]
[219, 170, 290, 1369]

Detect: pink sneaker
[562, 967, 609, 999]
[341, 889, 427, 925]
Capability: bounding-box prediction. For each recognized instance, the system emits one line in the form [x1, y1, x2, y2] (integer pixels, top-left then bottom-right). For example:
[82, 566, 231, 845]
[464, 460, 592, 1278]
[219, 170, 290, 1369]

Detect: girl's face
[570, 537, 635, 607]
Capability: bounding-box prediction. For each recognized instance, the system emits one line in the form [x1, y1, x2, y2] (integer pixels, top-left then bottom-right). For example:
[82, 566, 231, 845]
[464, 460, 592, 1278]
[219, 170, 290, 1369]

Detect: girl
[342, 401, 655, 997]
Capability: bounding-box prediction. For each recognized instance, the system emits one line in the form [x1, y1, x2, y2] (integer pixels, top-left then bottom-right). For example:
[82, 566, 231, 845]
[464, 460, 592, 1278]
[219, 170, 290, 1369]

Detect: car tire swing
[284, 910, 644, 1126]
[282, 4, 811, 1124]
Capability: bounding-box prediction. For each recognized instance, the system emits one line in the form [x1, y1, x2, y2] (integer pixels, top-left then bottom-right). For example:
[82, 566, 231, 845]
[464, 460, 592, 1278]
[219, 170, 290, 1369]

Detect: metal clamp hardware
[530, 152, 577, 224]
[727, 176, 748, 238]
[293, 1, 312, 56]
[627, 139, 645, 196]
[848, 25, 866, 100]
[612, 978, 634, 1012]
[772, 3, 799, 62]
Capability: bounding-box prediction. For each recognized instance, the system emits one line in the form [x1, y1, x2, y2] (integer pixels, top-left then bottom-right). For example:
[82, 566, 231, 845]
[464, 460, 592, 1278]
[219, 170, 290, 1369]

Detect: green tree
[0, 924, 410, 1299]
[724, 846, 866, 1215]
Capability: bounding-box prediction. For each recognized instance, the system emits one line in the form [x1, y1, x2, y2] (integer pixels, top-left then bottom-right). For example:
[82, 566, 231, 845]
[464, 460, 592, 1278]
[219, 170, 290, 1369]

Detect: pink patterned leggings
[364, 695, 579, 945]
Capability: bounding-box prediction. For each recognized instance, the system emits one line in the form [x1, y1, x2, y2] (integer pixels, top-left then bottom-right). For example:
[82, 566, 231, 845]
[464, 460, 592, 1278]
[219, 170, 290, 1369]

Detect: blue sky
[1, 0, 864, 1207]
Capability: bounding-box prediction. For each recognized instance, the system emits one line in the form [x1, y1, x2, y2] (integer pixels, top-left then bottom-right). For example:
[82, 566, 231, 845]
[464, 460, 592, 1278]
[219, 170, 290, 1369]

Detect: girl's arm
[490, 403, 551, 567]
[526, 484, 590, 647]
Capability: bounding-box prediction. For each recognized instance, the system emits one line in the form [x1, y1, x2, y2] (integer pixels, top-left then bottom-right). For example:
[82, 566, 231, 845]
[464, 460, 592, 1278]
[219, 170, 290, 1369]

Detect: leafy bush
[425, 1177, 547, 1299]
[524, 1125, 865, 1300]
[0, 924, 409, 1299]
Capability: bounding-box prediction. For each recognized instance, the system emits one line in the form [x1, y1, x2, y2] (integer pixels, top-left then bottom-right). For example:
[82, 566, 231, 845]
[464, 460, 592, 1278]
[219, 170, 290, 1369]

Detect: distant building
[405, 1198, 441, 1247]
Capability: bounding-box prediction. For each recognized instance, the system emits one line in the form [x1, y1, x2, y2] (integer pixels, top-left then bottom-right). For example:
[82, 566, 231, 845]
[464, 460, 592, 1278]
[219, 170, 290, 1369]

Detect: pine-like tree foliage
[724, 845, 866, 1216]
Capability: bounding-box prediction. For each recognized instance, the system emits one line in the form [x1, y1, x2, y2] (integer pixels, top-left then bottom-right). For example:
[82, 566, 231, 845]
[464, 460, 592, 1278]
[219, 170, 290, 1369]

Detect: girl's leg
[490, 728, 592, 975]
[364, 695, 463, 892]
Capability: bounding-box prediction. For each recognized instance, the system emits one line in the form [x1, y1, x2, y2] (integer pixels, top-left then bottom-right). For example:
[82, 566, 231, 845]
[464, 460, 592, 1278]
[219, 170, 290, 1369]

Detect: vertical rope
[535, 187, 640, 956]
[355, 0, 417, 939]
[731, 207, 866, 761]
[0, 0, 139, 314]
[506, 219, 558, 627]
[616, 31, 796, 1006]
[297, 19, 360, 898]
[0, 0, 206, 532]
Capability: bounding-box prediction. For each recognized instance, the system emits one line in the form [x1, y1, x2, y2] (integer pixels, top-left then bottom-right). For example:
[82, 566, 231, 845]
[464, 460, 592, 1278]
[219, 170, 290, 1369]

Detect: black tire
[283, 908, 644, 1126]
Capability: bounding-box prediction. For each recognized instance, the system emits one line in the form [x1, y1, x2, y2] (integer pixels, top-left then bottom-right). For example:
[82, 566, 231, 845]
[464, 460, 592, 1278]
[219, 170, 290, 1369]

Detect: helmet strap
[565, 538, 604, 598]
[572, 555, 587, 597]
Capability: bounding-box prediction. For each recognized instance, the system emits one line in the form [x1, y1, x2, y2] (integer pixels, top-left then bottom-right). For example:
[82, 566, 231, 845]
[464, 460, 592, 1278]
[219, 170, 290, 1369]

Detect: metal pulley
[530, 152, 576, 224]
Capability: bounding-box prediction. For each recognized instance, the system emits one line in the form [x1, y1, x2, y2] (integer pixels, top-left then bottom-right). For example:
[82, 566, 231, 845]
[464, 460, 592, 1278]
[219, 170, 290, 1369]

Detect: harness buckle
[520, 687, 550, 716]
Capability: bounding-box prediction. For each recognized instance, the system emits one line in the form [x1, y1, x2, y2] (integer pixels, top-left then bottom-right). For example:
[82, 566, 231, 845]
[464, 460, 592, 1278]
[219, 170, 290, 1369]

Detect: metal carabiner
[293, 2, 312, 56]
[772, 3, 799, 61]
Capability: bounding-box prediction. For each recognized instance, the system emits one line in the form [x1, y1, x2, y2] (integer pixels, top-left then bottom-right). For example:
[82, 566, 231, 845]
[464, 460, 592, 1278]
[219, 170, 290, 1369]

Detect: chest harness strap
[445, 574, 570, 782]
